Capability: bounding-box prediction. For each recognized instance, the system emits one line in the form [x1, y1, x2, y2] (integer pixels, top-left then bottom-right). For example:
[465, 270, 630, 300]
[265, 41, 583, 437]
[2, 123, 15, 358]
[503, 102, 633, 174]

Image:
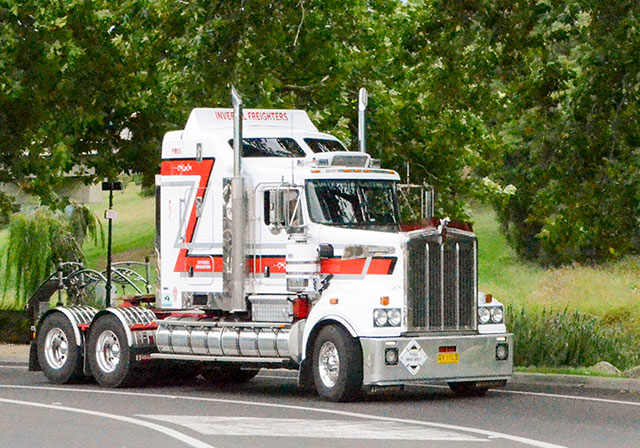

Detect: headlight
[491, 306, 504, 324]
[388, 309, 402, 326]
[373, 309, 388, 327]
[373, 308, 402, 327]
[478, 307, 491, 324]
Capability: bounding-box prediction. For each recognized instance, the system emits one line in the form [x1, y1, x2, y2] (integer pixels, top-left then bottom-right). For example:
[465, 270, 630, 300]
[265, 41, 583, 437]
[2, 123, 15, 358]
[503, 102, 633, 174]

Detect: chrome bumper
[361, 333, 513, 386]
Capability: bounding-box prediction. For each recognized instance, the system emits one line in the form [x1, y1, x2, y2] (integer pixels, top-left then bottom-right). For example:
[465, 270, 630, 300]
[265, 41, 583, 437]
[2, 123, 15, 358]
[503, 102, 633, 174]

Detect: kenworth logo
[175, 163, 193, 174]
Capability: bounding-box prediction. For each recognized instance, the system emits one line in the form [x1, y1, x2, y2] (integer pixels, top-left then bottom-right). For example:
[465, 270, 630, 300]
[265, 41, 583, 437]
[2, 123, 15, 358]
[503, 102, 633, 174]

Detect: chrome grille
[406, 231, 477, 332]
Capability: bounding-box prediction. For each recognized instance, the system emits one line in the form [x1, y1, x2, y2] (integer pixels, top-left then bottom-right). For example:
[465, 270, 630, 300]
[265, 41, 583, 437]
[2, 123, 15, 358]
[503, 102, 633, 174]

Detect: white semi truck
[31, 89, 512, 401]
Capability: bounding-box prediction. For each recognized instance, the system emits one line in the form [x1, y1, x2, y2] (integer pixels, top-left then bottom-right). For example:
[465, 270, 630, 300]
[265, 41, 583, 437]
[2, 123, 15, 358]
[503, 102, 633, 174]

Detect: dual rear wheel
[37, 313, 135, 387]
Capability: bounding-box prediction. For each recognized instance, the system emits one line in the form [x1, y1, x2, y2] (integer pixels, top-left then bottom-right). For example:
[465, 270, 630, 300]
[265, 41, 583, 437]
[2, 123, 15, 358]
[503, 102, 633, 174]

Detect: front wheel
[312, 325, 363, 402]
[37, 313, 84, 384]
[87, 315, 135, 387]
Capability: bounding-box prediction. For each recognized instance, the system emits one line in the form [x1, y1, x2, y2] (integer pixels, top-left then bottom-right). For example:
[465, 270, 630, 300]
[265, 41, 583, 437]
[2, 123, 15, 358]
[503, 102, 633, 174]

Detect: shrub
[507, 306, 640, 370]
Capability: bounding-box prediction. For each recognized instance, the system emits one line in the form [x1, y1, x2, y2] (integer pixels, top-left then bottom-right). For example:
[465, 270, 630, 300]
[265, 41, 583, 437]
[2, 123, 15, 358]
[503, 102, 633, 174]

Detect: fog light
[478, 307, 491, 324]
[496, 343, 509, 361]
[385, 347, 399, 365]
[287, 278, 309, 292]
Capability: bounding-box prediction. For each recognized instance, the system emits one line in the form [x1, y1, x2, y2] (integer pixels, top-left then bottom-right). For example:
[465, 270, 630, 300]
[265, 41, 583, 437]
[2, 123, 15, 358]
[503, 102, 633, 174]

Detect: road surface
[1, 364, 638, 448]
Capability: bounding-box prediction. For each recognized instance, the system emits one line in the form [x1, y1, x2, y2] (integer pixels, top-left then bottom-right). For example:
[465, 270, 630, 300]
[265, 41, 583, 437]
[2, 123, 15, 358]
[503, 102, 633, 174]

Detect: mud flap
[28, 341, 40, 372]
[297, 357, 314, 391]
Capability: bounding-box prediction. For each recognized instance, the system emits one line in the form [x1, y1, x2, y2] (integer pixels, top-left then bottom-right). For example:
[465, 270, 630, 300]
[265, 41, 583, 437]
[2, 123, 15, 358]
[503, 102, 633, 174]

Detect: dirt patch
[0, 310, 30, 344]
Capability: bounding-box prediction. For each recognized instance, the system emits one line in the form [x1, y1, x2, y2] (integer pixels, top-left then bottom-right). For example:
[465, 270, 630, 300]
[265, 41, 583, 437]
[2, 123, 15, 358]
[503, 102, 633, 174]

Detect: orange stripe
[320, 258, 367, 275]
[367, 258, 393, 275]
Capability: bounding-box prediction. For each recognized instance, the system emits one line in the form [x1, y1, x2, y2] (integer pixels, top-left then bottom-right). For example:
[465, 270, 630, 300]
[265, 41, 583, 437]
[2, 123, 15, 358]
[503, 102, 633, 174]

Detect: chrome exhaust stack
[222, 86, 248, 312]
[358, 87, 368, 153]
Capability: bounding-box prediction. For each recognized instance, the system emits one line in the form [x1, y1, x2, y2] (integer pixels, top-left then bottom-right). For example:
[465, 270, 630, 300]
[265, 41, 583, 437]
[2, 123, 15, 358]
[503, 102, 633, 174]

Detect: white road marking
[408, 383, 640, 408]
[490, 387, 640, 407]
[0, 397, 214, 448]
[140, 416, 486, 441]
[257, 374, 640, 408]
[0, 365, 25, 369]
[0, 385, 566, 448]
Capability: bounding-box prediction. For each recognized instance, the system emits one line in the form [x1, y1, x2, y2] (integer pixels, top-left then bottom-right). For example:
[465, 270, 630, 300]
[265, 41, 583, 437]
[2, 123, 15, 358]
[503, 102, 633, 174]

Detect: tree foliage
[0, 0, 165, 205]
[479, 0, 640, 263]
[2, 205, 101, 306]
[0, 0, 638, 264]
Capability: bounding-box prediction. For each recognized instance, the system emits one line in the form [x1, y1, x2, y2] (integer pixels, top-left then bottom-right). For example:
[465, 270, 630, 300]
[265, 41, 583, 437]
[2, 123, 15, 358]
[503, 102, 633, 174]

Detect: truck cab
[33, 102, 512, 402]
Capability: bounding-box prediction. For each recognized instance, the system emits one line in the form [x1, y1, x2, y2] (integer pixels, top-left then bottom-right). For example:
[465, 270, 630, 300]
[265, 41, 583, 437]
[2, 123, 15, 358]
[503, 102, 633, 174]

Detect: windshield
[306, 180, 400, 231]
[228, 138, 305, 157]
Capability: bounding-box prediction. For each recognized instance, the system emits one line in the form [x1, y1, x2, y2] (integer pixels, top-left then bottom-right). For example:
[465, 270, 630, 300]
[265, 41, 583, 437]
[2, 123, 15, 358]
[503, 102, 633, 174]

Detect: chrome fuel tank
[155, 318, 297, 361]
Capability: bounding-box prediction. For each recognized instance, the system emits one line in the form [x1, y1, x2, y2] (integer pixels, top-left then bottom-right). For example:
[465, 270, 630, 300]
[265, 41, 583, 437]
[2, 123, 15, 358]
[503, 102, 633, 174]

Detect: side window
[264, 190, 272, 225]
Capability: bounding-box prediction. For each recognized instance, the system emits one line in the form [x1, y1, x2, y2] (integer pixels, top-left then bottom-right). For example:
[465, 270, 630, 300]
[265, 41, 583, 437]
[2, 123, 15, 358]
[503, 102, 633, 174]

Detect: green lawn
[82, 182, 156, 270]
[2, 189, 639, 327]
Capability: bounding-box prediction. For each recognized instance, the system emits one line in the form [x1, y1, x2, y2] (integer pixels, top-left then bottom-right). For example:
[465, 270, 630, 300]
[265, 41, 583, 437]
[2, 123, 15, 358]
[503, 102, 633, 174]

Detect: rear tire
[448, 381, 489, 397]
[312, 325, 363, 402]
[87, 315, 136, 387]
[37, 313, 84, 384]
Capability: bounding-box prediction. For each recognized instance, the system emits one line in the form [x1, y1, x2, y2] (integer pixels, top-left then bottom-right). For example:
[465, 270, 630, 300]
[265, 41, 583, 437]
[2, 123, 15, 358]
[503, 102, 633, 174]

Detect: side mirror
[266, 185, 303, 234]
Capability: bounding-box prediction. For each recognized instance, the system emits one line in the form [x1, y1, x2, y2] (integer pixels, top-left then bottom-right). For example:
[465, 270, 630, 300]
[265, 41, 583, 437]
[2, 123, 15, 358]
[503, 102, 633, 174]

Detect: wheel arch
[87, 307, 157, 348]
[297, 318, 360, 390]
[89, 309, 133, 346]
[37, 306, 98, 347]
[301, 316, 358, 361]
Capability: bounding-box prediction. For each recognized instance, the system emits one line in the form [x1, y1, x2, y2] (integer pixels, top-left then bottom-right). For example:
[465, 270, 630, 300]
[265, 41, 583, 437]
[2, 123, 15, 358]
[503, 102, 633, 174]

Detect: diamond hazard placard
[399, 340, 427, 375]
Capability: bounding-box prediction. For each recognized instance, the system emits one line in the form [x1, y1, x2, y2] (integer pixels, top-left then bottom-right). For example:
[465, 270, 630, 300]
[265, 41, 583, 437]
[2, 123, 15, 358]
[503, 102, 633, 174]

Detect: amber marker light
[380, 296, 390, 306]
[330, 298, 339, 305]
[485, 293, 493, 303]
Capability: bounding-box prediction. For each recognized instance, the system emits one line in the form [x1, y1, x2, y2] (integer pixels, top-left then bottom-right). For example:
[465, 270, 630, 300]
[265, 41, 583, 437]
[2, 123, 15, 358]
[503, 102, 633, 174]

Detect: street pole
[102, 180, 122, 308]
[106, 186, 113, 308]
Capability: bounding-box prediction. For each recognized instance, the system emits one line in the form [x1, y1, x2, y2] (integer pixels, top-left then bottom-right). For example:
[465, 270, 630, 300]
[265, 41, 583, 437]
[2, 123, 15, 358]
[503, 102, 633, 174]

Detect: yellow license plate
[437, 353, 459, 364]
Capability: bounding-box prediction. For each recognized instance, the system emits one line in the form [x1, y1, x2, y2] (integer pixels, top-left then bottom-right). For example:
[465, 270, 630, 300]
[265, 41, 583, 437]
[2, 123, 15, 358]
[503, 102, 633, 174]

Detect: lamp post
[101, 180, 122, 308]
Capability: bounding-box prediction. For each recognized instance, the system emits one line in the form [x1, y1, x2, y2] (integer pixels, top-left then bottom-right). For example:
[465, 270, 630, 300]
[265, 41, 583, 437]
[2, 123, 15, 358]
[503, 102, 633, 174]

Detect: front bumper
[361, 333, 513, 386]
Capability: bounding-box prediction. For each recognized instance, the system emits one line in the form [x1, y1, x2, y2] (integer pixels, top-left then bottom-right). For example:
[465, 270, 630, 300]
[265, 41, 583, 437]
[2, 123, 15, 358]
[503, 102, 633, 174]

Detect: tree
[483, 0, 640, 263]
[0, 0, 165, 208]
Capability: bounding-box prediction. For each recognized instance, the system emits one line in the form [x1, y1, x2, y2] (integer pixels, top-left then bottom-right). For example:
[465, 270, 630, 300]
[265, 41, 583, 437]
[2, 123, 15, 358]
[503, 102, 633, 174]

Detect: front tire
[37, 313, 83, 384]
[87, 315, 135, 387]
[312, 325, 363, 402]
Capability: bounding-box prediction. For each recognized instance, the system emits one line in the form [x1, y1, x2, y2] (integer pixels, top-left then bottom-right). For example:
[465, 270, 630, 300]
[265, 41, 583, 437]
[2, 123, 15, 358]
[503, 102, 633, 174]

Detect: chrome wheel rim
[318, 341, 340, 388]
[44, 328, 69, 369]
[95, 330, 120, 374]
